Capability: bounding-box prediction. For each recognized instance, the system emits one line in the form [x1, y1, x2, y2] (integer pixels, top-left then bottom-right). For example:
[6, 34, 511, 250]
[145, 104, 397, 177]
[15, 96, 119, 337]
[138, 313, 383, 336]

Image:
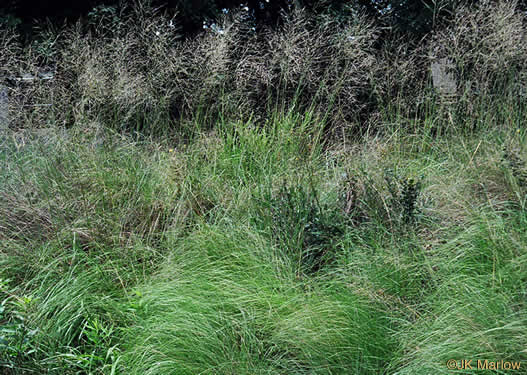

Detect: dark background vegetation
[4, 0, 526, 40]
[3, 0, 526, 137]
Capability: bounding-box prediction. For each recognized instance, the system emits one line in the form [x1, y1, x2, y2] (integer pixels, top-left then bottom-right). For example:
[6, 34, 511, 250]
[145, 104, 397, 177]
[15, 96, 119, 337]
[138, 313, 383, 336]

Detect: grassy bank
[2, 1, 527, 373]
[1, 108, 526, 373]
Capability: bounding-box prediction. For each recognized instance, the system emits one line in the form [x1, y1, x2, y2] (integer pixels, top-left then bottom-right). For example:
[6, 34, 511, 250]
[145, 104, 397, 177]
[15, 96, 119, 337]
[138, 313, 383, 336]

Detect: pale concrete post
[431, 57, 457, 99]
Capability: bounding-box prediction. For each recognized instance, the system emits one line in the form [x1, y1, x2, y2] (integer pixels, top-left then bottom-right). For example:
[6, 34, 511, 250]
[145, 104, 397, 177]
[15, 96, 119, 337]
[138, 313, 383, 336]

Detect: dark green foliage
[401, 176, 422, 224]
[255, 181, 344, 273]
[341, 169, 423, 231]
[503, 146, 527, 190]
[0, 281, 38, 372]
[384, 169, 423, 226]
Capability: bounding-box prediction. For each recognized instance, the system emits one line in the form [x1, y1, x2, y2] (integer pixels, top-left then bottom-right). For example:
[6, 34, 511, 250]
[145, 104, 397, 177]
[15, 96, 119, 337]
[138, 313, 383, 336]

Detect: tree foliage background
[4, 0, 526, 42]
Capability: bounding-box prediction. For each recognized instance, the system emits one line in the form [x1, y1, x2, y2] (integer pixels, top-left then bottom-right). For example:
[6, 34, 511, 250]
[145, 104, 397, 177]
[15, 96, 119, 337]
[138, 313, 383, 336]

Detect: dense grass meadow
[1, 1, 527, 374]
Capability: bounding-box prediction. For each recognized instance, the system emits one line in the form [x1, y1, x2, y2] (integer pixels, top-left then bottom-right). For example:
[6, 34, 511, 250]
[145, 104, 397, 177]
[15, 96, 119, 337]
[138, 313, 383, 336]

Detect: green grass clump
[121, 225, 393, 374]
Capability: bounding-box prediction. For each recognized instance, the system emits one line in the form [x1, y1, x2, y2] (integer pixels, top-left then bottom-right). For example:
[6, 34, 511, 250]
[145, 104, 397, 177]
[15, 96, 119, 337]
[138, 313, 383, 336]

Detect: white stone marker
[431, 57, 457, 97]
